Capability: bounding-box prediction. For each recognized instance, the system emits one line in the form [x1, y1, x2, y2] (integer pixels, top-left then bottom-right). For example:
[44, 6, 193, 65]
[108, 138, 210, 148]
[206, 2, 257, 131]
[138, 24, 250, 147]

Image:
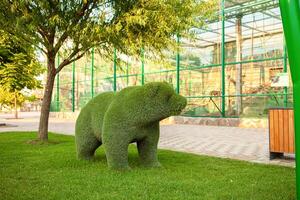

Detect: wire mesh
[49, 0, 292, 118]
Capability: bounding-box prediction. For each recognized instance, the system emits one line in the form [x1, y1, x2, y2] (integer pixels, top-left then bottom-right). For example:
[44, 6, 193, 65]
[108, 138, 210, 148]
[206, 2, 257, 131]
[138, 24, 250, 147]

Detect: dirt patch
[26, 139, 61, 145]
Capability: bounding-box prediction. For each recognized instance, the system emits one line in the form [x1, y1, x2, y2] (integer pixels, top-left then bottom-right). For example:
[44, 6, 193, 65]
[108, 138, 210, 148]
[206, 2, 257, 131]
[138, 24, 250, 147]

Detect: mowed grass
[0, 132, 295, 200]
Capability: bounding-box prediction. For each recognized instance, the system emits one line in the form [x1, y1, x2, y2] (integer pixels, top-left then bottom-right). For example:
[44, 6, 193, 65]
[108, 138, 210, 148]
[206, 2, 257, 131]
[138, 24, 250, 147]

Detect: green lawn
[0, 132, 295, 200]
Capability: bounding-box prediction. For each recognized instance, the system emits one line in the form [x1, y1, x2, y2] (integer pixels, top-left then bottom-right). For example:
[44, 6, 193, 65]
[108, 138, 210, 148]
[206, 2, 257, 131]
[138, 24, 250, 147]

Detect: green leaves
[0, 31, 44, 93]
[0, 31, 43, 111]
[105, 0, 218, 59]
[0, 0, 217, 69]
[0, 88, 25, 108]
[0, 0, 217, 136]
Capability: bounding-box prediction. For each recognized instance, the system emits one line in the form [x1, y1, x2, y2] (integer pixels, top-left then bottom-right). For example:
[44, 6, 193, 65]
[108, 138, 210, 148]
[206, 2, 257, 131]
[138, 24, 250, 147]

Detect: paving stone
[0, 113, 295, 167]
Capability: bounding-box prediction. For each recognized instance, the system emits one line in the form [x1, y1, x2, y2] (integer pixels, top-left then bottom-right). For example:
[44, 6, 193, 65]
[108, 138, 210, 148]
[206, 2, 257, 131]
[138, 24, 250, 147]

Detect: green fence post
[283, 41, 288, 107]
[189, 71, 192, 96]
[72, 61, 75, 112]
[56, 53, 60, 112]
[126, 60, 129, 86]
[176, 34, 180, 94]
[141, 48, 145, 85]
[279, 0, 300, 198]
[221, 0, 226, 117]
[113, 48, 117, 91]
[91, 48, 94, 98]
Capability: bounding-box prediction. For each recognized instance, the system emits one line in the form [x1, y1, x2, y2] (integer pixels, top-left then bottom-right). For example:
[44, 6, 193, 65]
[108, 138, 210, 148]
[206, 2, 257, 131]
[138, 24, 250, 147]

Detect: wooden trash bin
[269, 108, 295, 159]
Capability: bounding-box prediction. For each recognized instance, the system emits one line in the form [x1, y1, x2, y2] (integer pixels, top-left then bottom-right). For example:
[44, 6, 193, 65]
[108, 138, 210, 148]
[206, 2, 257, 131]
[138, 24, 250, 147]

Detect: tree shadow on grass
[26, 139, 62, 145]
[25, 132, 70, 145]
[91, 144, 160, 171]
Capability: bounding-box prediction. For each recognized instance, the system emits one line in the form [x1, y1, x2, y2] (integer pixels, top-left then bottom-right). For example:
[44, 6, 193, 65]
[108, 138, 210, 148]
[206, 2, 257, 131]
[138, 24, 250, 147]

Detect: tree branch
[55, 49, 87, 74]
[37, 27, 50, 48]
[5, 30, 47, 54]
[53, 0, 98, 54]
[55, 40, 107, 74]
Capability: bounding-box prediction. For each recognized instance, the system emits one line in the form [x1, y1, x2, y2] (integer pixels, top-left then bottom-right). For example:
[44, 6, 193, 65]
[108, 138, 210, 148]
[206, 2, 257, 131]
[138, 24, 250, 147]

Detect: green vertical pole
[176, 34, 180, 94]
[56, 53, 60, 112]
[141, 48, 145, 85]
[84, 63, 87, 82]
[113, 48, 117, 91]
[189, 71, 192, 96]
[221, 0, 226, 117]
[72, 61, 75, 112]
[91, 48, 94, 98]
[126, 61, 129, 86]
[283, 41, 288, 107]
[279, 1, 300, 199]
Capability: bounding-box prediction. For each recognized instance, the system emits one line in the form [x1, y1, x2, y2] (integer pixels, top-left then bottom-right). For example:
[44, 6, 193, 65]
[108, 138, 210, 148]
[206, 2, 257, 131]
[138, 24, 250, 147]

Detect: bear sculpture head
[144, 82, 187, 117]
[112, 82, 187, 126]
[115, 82, 187, 125]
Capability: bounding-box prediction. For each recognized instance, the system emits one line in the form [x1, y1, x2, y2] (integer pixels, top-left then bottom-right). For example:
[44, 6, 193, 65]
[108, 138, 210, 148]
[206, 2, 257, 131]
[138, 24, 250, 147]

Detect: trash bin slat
[278, 110, 284, 152]
[283, 110, 289, 152]
[269, 110, 275, 151]
[288, 110, 294, 153]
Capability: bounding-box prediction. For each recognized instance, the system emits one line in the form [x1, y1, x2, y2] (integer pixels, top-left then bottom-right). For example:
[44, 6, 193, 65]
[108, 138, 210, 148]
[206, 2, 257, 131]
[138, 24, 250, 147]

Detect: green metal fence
[50, 0, 292, 118]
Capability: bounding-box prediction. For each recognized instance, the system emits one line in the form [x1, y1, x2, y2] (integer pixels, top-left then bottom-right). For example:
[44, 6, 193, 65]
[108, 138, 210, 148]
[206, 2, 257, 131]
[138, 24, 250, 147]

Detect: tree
[0, 0, 217, 141]
[0, 31, 43, 118]
[0, 88, 39, 116]
[0, 89, 21, 111]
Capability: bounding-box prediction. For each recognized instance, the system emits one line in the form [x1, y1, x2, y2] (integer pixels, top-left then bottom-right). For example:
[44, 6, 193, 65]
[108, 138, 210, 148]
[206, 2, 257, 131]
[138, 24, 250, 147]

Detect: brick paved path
[160, 125, 293, 166]
[0, 112, 294, 167]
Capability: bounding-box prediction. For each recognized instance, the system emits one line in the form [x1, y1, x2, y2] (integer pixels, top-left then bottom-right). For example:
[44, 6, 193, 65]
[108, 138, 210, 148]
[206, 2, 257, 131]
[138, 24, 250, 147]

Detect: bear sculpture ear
[146, 83, 160, 98]
[161, 81, 175, 91]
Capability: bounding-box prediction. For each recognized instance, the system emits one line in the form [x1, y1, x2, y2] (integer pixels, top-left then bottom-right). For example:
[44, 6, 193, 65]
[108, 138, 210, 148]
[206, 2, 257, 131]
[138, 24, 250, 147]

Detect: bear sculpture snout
[169, 94, 187, 115]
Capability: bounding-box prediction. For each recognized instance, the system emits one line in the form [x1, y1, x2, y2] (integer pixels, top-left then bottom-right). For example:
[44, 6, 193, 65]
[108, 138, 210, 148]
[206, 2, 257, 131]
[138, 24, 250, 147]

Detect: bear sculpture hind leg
[76, 132, 101, 160]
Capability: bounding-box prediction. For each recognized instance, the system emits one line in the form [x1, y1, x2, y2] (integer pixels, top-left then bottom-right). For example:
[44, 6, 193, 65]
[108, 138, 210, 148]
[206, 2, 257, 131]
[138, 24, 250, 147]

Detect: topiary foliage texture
[75, 82, 187, 170]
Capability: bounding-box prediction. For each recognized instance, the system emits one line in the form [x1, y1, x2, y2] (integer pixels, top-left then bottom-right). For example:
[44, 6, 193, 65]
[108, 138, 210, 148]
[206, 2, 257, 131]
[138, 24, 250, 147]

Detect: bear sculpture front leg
[137, 123, 161, 168]
[103, 130, 131, 170]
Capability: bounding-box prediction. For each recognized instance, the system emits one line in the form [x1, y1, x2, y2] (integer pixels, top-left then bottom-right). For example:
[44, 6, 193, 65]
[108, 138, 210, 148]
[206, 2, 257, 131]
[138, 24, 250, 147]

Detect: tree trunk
[38, 58, 56, 141]
[14, 91, 18, 119]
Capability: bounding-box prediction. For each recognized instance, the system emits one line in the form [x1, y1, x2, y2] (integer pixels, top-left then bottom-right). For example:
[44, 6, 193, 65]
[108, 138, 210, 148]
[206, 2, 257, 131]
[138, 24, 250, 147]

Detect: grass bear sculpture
[75, 82, 187, 170]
